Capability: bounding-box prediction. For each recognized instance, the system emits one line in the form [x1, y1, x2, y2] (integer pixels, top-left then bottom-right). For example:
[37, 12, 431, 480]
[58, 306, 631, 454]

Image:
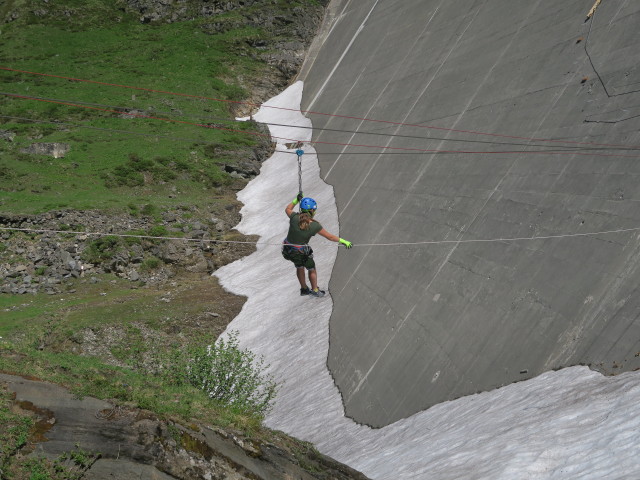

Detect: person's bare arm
[318, 228, 340, 242]
[286, 193, 304, 217]
[285, 202, 295, 218]
[318, 228, 353, 248]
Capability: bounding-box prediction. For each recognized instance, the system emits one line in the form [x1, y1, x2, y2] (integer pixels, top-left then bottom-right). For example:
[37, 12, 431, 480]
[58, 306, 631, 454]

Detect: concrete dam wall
[297, 0, 640, 427]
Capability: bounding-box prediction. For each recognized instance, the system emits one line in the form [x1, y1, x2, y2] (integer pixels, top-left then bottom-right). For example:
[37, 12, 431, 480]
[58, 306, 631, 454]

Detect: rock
[58, 250, 73, 266]
[21, 142, 70, 159]
[186, 254, 209, 273]
[108, 255, 129, 272]
[128, 270, 140, 282]
[118, 109, 145, 119]
[157, 242, 181, 263]
[0, 130, 16, 142]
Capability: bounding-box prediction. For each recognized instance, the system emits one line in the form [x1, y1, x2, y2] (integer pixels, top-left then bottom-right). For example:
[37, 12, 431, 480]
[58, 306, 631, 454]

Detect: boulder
[21, 142, 70, 159]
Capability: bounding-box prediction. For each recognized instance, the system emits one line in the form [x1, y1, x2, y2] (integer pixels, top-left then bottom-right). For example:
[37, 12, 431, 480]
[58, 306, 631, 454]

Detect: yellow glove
[339, 238, 353, 249]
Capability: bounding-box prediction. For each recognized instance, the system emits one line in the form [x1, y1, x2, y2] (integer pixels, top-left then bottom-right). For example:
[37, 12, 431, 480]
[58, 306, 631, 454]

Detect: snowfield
[217, 82, 640, 480]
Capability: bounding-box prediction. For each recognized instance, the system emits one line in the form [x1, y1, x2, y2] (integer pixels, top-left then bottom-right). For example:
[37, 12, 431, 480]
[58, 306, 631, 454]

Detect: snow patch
[217, 82, 640, 480]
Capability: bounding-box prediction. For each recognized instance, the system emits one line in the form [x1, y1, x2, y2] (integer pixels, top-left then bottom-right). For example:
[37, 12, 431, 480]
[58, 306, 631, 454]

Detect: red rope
[5, 92, 640, 159]
[3, 66, 639, 151]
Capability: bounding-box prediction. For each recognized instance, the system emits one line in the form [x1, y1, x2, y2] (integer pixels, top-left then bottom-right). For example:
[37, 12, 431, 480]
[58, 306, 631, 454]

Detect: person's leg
[296, 267, 307, 288]
[308, 268, 318, 290]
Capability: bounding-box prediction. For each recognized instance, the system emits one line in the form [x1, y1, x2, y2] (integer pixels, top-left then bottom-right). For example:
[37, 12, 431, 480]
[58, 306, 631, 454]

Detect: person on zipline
[282, 194, 352, 297]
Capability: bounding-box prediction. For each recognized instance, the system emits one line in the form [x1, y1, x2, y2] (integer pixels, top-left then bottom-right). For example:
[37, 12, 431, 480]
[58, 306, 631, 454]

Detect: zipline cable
[3, 66, 640, 151]
[1, 225, 638, 247]
[2, 114, 622, 158]
[5, 92, 640, 153]
[4, 92, 640, 159]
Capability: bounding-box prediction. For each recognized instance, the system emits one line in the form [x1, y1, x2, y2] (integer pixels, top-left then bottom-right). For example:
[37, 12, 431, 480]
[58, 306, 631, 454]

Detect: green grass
[0, 341, 265, 432]
[0, 274, 225, 342]
[1, 382, 102, 478]
[0, 274, 265, 432]
[0, 0, 324, 456]
[0, 1, 278, 214]
[0, 387, 33, 463]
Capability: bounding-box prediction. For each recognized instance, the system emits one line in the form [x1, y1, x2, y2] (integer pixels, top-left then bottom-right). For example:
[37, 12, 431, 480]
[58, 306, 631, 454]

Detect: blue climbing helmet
[300, 197, 317, 215]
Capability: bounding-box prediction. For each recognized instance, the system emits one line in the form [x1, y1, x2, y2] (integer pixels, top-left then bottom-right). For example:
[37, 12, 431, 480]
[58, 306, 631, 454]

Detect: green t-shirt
[287, 213, 322, 245]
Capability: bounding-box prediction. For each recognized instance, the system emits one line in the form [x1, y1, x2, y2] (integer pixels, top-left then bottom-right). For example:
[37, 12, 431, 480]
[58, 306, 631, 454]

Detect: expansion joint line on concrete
[584, 0, 640, 99]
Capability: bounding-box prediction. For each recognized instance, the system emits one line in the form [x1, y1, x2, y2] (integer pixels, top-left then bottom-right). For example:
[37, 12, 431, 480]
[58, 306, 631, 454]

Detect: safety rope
[1, 226, 638, 248]
[4, 66, 640, 151]
[10, 94, 640, 152]
[5, 92, 640, 159]
[296, 149, 304, 195]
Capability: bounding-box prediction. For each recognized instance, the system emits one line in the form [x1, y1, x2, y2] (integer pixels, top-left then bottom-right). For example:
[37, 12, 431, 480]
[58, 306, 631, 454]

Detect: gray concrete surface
[298, 0, 640, 427]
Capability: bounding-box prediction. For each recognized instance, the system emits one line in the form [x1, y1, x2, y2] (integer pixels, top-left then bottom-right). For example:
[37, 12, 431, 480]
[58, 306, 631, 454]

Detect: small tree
[162, 331, 278, 417]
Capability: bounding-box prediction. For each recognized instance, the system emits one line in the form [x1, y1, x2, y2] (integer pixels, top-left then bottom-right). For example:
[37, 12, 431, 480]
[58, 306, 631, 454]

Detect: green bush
[148, 225, 168, 238]
[160, 331, 278, 417]
[141, 257, 161, 271]
[141, 203, 159, 218]
[82, 236, 121, 263]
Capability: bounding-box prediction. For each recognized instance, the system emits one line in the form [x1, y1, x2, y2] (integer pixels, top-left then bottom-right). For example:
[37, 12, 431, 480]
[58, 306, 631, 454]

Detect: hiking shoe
[309, 288, 325, 298]
[300, 287, 311, 296]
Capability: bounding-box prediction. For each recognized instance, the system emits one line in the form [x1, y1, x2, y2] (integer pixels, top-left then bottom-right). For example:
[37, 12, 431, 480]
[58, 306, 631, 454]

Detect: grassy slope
[0, 0, 328, 466]
[0, 0, 272, 213]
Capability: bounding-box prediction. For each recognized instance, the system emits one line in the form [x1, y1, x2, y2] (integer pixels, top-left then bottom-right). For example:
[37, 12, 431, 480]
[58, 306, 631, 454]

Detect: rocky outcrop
[2, 374, 370, 480]
[0, 205, 255, 295]
[122, 0, 329, 114]
[20, 142, 70, 158]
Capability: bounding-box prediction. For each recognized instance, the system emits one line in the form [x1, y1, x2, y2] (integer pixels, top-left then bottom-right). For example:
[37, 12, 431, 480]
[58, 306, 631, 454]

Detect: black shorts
[282, 244, 315, 270]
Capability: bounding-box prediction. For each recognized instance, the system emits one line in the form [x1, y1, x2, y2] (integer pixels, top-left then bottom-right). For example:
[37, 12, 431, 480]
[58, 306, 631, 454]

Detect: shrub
[141, 257, 161, 271]
[160, 331, 278, 418]
[148, 225, 168, 238]
[127, 203, 139, 216]
[141, 203, 158, 218]
[82, 236, 121, 263]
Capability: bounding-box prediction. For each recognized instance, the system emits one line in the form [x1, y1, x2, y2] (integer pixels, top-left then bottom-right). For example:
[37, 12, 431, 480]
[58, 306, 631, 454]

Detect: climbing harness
[282, 238, 312, 256]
